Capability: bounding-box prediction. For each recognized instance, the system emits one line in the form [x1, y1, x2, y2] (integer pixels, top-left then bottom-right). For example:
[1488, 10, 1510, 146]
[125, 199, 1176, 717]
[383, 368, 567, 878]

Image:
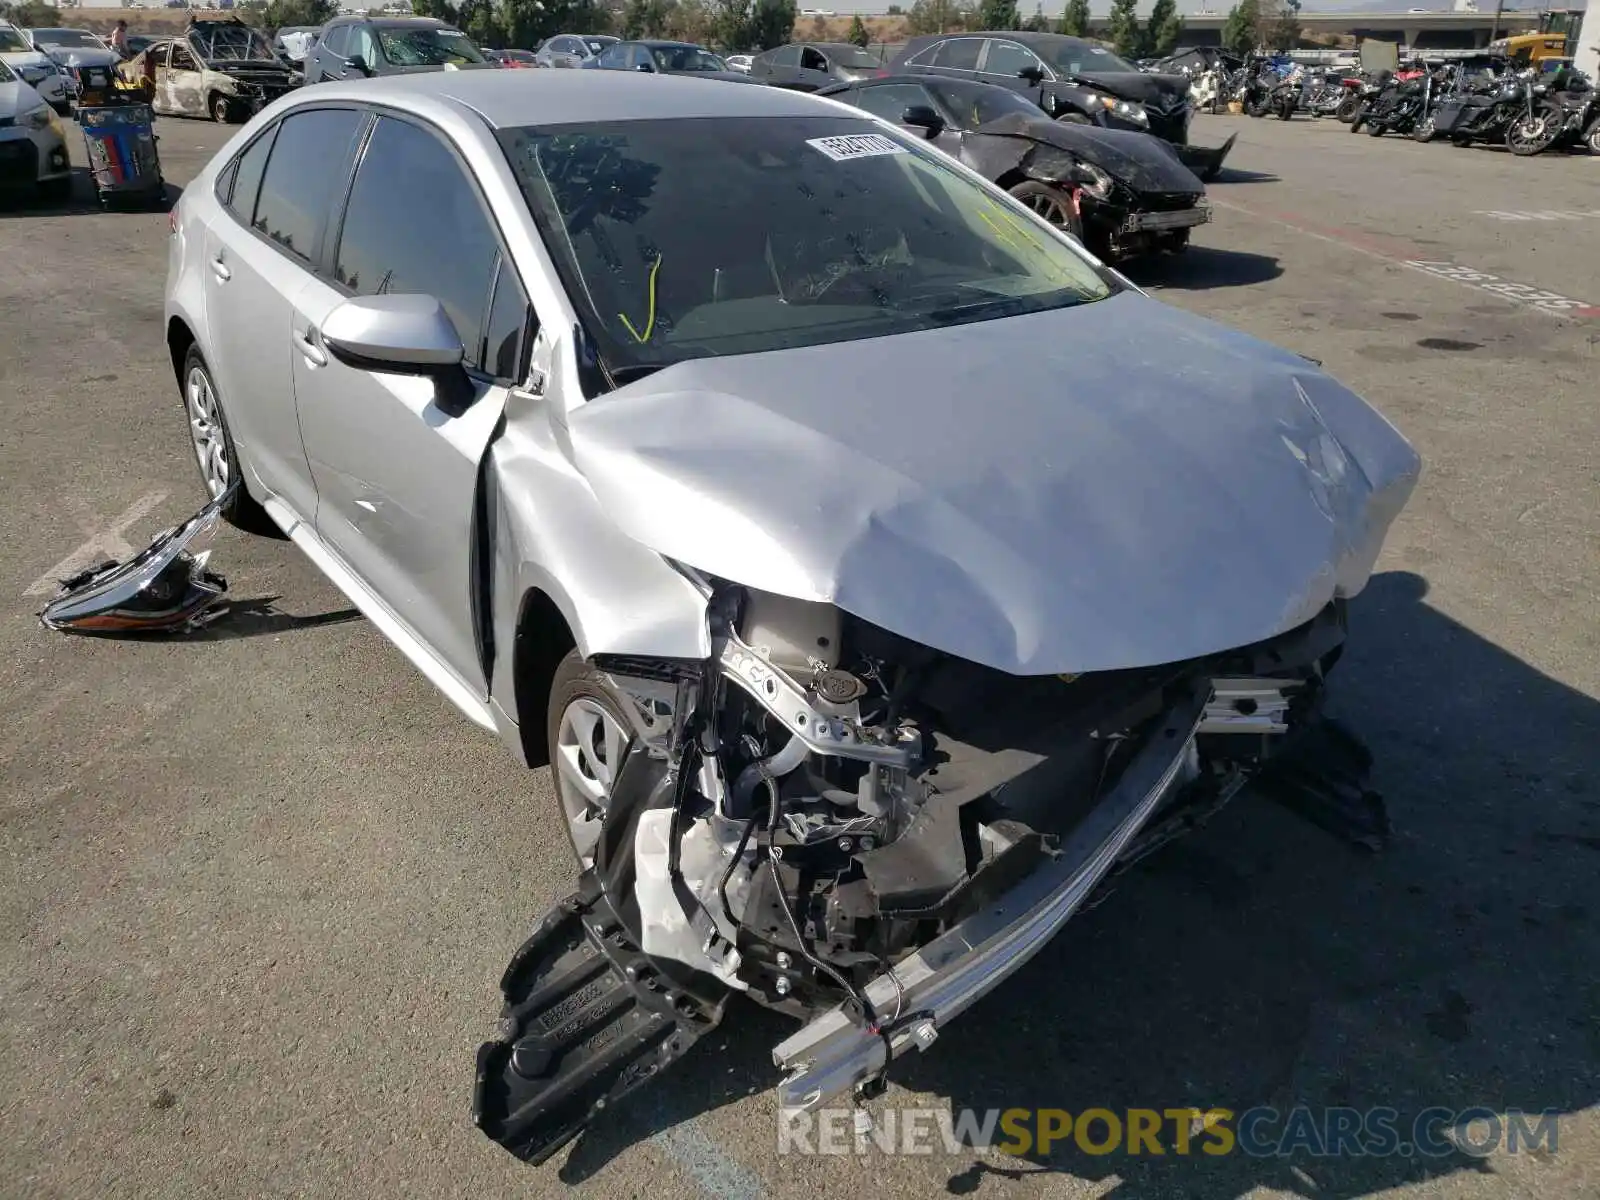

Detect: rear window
[251, 108, 364, 264]
[0, 29, 27, 52]
[497, 115, 1111, 380]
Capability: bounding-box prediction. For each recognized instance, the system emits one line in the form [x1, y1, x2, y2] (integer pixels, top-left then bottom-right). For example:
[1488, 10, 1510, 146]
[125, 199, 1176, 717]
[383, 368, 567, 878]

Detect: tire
[1276, 100, 1294, 120]
[1336, 94, 1359, 123]
[1349, 106, 1365, 132]
[1506, 107, 1560, 157]
[1412, 115, 1437, 142]
[546, 649, 637, 872]
[209, 93, 234, 124]
[1007, 179, 1085, 244]
[1588, 123, 1600, 155]
[178, 345, 279, 536]
[1368, 119, 1384, 136]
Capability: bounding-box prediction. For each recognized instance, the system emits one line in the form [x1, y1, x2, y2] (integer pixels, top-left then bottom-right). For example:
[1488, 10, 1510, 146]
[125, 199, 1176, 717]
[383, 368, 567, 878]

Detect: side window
[349, 24, 378, 64]
[982, 40, 1042, 79]
[932, 38, 981, 71]
[800, 46, 828, 71]
[483, 257, 531, 382]
[852, 82, 936, 124]
[253, 108, 364, 265]
[171, 43, 195, 71]
[321, 24, 348, 57]
[224, 123, 277, 224]
[333, 116, 505, 372]
[596, 43, 625, 68]
[773, 44, 801, 67]
[632, 46, 654, 70]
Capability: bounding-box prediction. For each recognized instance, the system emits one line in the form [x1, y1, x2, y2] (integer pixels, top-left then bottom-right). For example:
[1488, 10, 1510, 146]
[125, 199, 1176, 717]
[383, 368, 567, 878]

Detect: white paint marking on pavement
[652, 1118, 766, 1200]
[1475, 209, 1600, 223]
[1403, 261, 1597, 316]
[23, 490, 170, 597]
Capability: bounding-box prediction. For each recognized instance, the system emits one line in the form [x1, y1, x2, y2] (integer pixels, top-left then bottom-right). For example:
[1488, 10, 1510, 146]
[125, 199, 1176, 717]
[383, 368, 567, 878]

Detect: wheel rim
[1021, 190, 1074, 232]
[185, 365, 229, 498]
[554, 696, 630, 868]
[1417, 117, 1434, 139]
[1510, 115, 1552, 150]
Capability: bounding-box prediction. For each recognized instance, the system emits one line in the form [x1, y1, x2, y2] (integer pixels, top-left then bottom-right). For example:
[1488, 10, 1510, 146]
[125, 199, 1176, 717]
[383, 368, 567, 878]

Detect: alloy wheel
[1021, 189, 1075, 232]
[554, 696, 630, 869]
[185, 364, 230, 499]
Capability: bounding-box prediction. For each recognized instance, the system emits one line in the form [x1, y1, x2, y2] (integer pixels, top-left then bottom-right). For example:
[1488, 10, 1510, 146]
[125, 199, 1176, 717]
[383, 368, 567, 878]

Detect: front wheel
[1412, 115, 1437, 142]
[1349, 105, 1366, 132]
[1336, 93, 1360, 122]
[547, 650, 636, 872]
[1008, 179, 1084, 244]
[1368, 119, 1385, 137]
[1587, 121, 1600, 154]
[1507, 107, 1560, 156]
[209, 93, 234, 124]
[1276, 99, 1294, 120]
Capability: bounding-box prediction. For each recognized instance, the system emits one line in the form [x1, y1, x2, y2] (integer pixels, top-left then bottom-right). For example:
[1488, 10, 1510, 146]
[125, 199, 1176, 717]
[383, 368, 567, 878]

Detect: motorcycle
[1347, 70, 1393, 133]
[1363, 64, 1441, 137]
[1539, 67, 1598, 152]
[1334, 74, 1366, 122]
[1432, 73, 1536, 150]
[1270, 68, 1305, 120]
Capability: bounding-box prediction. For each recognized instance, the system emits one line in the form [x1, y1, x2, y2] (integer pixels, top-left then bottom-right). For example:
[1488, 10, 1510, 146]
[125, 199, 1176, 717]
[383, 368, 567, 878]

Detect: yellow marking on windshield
[619, 254, 663, 344]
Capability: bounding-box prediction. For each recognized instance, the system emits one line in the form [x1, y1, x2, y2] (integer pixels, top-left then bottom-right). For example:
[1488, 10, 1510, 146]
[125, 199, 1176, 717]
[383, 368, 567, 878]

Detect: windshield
[0, 59, 13, 83]
[0, 29, 28, 52]
[1044, 38, 1137, 74]
[498, 115, 1111, 377]
[651, 45, 726, 72]
[32, 29, 102, 49]
[197, 25, 276, 61]
[376, 25, 484, 66]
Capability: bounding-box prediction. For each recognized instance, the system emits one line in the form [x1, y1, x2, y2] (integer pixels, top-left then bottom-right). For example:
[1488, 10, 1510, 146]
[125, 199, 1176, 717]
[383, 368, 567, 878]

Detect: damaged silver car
[163, 71, 1420, 1162]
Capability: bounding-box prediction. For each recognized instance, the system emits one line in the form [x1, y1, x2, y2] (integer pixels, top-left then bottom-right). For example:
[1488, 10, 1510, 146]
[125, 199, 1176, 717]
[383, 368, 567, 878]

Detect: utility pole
[1487, 0, 1503, 42]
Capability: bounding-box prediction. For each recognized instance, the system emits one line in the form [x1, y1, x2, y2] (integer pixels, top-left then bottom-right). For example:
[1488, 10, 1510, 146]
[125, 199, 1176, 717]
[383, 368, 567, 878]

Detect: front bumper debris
[1121, 201, 1211, 234]
[771, 687, 1207, 1113]
[473, 873, 728, 1164]
[39, 488, 231, 634]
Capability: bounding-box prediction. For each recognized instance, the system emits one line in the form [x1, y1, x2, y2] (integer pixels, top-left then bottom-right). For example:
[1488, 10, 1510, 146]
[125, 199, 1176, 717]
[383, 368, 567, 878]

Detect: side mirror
[1018, 65, 1045, 84]
[346, 53, 372, 76]
[321, 295, 475, 416]
[901, 103, 945, 136]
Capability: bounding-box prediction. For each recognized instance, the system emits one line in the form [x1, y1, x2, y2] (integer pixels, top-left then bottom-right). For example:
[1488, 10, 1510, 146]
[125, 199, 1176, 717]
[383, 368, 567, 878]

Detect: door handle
[209, 255, 230, 281]
[294, 328, 328, 368]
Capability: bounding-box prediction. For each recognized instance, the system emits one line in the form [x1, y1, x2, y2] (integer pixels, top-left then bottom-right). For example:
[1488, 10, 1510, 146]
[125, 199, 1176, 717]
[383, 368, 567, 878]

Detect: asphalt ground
[1, 109, 1597, 1200]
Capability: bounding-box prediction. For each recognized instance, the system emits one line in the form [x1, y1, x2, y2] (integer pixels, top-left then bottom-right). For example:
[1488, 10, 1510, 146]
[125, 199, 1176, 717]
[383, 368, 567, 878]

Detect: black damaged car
[821, 75, 1211, 260]
[890, 31, 1235, 180]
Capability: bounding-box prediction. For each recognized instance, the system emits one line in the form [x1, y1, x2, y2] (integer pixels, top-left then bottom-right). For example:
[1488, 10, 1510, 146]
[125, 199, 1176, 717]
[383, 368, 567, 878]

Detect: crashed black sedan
[822, 75, 1211, 259]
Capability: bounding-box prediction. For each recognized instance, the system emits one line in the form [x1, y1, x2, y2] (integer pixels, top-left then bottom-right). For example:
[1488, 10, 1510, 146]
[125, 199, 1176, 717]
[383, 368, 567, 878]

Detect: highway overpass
[1083, 9, 1544, 49]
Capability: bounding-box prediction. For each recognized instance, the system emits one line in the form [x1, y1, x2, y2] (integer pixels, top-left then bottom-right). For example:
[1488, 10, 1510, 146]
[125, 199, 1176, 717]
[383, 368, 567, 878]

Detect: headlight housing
[20, 104, 54, 131]
[1075, 161, 1115, 201]
[1090, 94, 1149, 125]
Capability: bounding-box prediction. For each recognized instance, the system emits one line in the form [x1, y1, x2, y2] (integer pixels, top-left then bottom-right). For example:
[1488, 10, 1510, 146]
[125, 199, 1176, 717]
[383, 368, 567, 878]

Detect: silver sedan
[164, 69, 1419, 1162]
[0, 61, 69, 200]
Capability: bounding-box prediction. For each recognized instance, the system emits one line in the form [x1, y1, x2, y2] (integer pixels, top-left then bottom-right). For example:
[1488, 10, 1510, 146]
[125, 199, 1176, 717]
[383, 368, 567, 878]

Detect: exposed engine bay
[474, 581, 1381, 1163]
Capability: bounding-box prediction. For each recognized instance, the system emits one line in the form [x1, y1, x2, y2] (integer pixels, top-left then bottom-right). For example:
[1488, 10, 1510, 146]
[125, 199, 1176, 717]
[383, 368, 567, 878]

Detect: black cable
[717, 812, 761, 934]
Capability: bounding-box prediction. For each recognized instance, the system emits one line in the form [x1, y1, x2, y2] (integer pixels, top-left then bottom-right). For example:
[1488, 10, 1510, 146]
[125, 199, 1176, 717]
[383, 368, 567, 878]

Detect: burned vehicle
[121, 18, 297, 123]
[822, 75, 1214, 259]
[162, 72, 1419, 1163]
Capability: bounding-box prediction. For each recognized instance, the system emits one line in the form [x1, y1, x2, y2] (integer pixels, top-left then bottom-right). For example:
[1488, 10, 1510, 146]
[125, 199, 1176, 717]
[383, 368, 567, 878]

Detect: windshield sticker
[805, 133, 907, 162]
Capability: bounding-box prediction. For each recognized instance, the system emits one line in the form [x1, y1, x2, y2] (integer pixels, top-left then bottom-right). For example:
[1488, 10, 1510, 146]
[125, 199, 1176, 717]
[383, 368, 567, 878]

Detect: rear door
[201, 107, 364, 520]
[796, 45, 833, 91]
[290, 111, 533, 696]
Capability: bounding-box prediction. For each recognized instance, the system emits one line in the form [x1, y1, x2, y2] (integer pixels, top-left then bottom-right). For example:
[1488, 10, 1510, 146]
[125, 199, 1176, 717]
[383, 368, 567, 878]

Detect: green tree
[1056, 0, 1088, 36]
[846, 13, 870, 45]
[708, 0, 752, 48]
[886, 2, 902, 11]
[1263, 0, 1300, 49]
[0, 0, 62, 24]
[1221, 0, 1259, 55]
[975, 0, 1017, 29]
[1145, 0, 1183, 55]
[1106, 0, 1142, 57]
[746, 0, 794, 47]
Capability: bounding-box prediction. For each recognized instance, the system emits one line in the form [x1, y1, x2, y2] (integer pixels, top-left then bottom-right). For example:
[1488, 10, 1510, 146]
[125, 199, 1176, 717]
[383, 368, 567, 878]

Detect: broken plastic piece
[474, 873, 728, 1165]
[39, 488, 232, 635]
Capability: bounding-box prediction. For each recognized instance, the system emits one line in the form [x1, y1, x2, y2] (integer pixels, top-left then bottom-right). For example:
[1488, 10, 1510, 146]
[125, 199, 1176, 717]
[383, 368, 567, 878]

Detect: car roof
[298, 63, 843, 127]
[632, 40, 706, 49]
[330, 14, 447, 25]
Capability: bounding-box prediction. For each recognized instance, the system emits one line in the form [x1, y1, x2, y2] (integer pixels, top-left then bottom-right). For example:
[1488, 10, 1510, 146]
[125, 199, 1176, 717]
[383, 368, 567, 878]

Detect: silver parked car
[0, 57, 71, 200]
[533, 32, 616, 68]
[164, 70, 1419, 1163]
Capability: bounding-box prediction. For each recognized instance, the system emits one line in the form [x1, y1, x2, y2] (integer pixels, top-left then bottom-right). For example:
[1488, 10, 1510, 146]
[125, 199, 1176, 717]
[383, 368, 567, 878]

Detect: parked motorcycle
[1431, 73, 1537, 150]
[1334, 74, 1365, 122]
[1347, 70, 1393, 133]
[1540, 67, 1598, 152]
[1270, 69, 1304, 120]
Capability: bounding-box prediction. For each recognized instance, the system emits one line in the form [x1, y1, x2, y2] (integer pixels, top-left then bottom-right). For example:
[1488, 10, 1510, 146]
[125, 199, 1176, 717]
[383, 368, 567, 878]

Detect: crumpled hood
[976, 112, 1203, 194]
[565, 291, 1420, 676]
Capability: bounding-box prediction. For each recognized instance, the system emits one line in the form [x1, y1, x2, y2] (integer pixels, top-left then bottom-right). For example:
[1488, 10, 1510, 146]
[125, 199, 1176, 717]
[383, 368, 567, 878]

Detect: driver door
[292, 112, 534, 699]
[168, 42, 204, 116]
[797, 46, 832, 89]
